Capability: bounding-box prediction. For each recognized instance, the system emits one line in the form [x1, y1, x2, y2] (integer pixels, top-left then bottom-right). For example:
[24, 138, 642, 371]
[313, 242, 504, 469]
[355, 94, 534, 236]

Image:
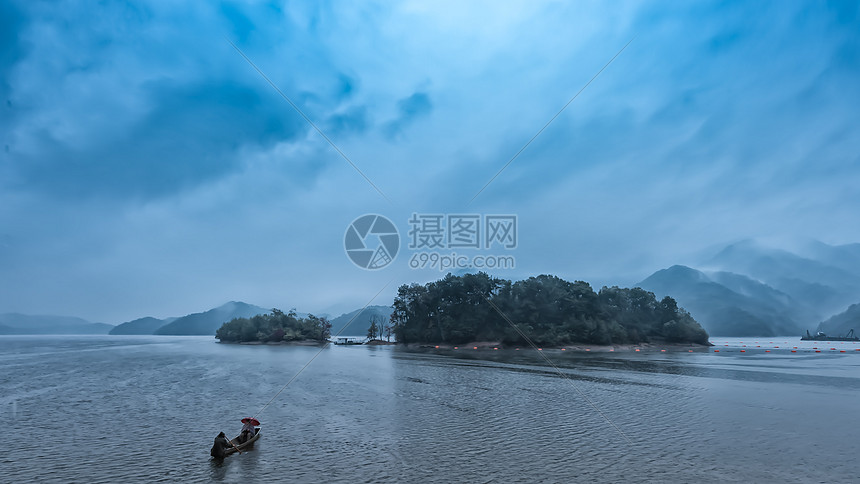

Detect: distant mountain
[329, 305, 393, 337]
[817, 303, 860, 336]
[0, 313, 114, 335]
[704, 240, 860, 317]
[801, 241, 860, 279]
[109, 316, 176, 335]
[154, 302, 268, 336]
[637, 265, 802, 336]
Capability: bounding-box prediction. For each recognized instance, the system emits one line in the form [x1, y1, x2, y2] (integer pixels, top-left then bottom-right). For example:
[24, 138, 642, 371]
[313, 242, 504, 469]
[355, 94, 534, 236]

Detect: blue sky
[1, 0, 858, 323]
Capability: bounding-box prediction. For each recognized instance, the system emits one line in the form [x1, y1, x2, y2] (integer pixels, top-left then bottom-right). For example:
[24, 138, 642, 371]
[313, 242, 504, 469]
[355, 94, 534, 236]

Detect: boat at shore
[224, 428, 261, 456]
[333, 336, 364, 345]
[801, 329, 858, 342]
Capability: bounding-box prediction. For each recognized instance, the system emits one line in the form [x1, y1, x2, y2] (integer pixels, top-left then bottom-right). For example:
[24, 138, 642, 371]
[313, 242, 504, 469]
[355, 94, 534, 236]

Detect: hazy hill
[637, 265, 802, 336]
[155, 302, 268, 336]
[704, 240, 860, 317]
[802, 241, 860, 279]
[329, 305, 393, 337]
[109, 316, 176, 335]
[817, 303, 860, 336]
[0, 313, 113, 335]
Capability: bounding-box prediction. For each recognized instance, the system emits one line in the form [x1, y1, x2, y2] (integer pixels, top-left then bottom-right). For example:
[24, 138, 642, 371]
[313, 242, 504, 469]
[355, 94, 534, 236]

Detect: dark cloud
[0, 0, 26, 139]
[220, 2, 256, 42]
[13, 79, 309, 200]
[326, 105, 369, 137]
[335, 74, 357, 100]
[384, 92, 432, 140]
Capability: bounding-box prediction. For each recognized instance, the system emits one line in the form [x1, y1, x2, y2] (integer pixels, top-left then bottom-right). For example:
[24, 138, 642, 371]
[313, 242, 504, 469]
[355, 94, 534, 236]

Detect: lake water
[1, 336, 859, 483]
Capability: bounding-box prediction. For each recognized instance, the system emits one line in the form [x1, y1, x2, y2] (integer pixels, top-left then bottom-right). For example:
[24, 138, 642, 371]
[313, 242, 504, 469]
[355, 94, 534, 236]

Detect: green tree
[367, 319, 379, 340]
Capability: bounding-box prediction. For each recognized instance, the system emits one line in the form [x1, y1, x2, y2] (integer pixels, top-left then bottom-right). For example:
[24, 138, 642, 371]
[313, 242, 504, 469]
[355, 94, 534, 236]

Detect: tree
[390, 273, 710, 346]
[215, 310, 332, 343]
[368, 314, 386, 339]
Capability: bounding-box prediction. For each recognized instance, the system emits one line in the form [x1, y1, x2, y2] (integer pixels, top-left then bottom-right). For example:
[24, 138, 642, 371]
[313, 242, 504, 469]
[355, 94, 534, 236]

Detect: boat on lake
[224, 428, 261, 456]
[801, 329, 858, 342]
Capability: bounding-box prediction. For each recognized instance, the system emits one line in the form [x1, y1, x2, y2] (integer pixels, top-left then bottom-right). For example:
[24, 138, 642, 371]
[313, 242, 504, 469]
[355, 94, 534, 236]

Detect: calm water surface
[1, 336, 858, 483]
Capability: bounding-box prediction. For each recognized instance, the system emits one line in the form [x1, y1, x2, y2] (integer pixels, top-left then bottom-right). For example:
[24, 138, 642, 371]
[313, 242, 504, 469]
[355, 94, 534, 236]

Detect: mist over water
[1, 336, 858, 483]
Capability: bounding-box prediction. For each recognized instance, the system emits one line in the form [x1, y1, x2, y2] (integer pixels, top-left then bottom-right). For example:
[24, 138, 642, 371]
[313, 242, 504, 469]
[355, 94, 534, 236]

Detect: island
[215, 309, 331, 344]
[391, 273, 710, 346]
[214, 272, 710, 348]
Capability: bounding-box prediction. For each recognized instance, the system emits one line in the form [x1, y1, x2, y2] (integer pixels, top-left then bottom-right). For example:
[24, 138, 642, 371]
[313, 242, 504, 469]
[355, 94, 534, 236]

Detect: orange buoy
[740, 350, 746, 353]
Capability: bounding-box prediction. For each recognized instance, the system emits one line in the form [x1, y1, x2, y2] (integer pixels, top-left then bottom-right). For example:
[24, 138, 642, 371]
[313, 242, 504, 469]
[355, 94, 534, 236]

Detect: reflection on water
[1, 336, 858, 483]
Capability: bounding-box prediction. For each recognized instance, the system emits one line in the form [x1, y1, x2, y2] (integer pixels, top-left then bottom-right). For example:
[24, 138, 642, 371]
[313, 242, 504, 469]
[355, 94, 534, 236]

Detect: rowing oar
[225, 434, 243, 455]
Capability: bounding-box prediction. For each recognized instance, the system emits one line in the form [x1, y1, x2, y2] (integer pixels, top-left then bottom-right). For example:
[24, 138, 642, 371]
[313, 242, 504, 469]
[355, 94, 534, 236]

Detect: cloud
[1, 0, 859, 321]
[383, 92, 433, 140]
[11, 78, 311, 199]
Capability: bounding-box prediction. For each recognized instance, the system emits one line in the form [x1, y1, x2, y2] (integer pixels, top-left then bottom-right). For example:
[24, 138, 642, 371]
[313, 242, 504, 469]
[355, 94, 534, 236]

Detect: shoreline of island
[403, 340, 713, 351]
[217, 338, 711, 351]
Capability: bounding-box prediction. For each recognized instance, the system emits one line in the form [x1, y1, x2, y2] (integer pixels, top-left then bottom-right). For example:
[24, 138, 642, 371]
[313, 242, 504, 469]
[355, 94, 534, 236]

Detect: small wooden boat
[224, 428, 261, 455]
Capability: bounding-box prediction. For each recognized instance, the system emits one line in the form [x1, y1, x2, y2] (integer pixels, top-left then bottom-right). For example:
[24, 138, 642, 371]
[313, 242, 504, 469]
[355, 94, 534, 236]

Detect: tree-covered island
[215, 309, 331, 343]
[392, 273, 709, 346]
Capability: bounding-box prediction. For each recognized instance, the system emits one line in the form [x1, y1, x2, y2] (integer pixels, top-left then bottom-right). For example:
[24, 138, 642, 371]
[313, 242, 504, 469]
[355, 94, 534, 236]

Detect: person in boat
[210, 432, 232, 459]
[239, 417, 257, 443]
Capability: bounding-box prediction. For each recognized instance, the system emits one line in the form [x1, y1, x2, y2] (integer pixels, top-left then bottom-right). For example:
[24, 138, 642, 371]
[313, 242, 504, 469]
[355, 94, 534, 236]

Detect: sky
[1, 0, 858, 323]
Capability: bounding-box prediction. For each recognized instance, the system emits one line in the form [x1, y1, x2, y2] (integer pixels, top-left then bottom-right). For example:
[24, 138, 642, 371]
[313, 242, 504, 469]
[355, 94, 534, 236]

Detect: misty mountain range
[0, 301, 391, 338]
[637, 240, 860, 336]
[0, 314, 113, 335]
[3, 240, 858, 338]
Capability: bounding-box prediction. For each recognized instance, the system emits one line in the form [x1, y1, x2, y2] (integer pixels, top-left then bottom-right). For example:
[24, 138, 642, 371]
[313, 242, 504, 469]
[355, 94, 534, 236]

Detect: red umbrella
[241, 417, 260, 426]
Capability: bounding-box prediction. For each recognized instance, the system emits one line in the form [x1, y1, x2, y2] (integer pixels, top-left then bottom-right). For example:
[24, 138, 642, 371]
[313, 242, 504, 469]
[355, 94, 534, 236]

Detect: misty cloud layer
[1, 1, 858, 322]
